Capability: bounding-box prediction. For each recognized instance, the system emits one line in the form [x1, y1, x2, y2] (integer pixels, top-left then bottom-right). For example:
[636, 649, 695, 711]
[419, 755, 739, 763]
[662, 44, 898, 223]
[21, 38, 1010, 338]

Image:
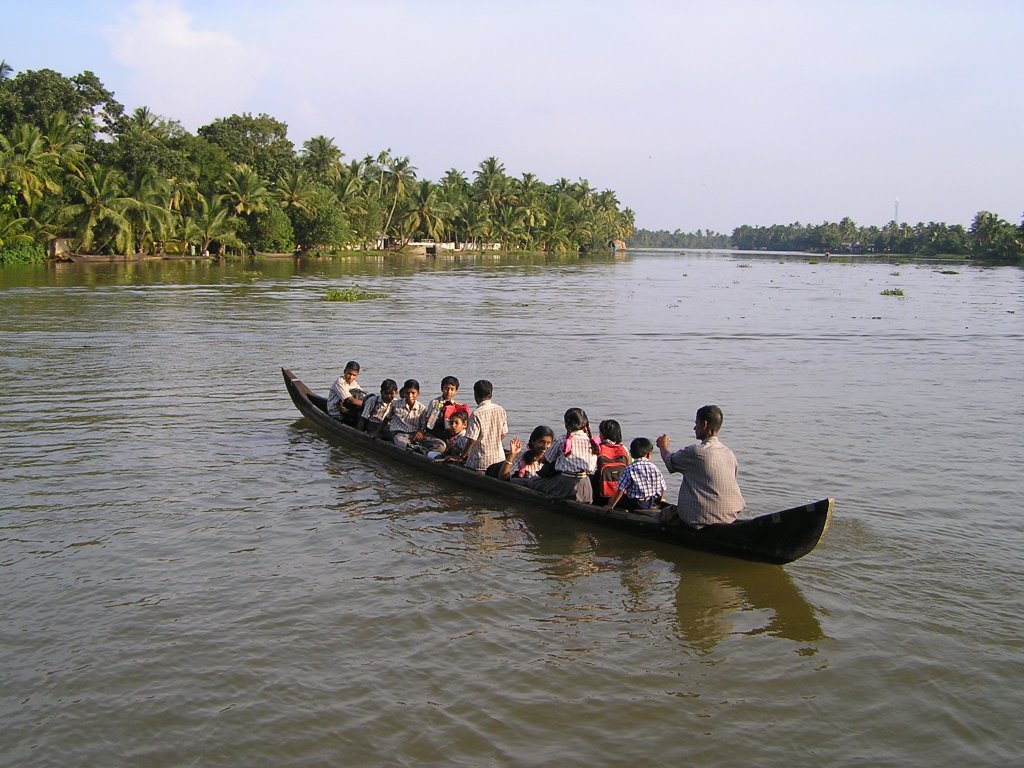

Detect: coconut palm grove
[0, 61, 636, 263]
[1, 60, 1020, 264]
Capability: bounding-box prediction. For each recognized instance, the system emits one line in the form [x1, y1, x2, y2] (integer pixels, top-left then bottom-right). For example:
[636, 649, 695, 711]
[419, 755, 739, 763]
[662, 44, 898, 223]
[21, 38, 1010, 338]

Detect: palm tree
[441, 168, 469, 195]
[0, 124, 61, 205]
[539, 194, 578, 253]
[969, 210, 1020, 261]
[573, 178, 593, 209]
[58, 165, 135, 254]
[40, 113, 87, 177]
[301, 135, 343, 183]
[552, 177, 573, 195]
[373, 148, 392, 199]
[0, 215, 35, 248]
[382, 155, 417, 241]
[438, 169, 470, 244]
[404, 180, 452, 243]
[618, 207, 636, 240]
[221, 164, 270, 216]
[182, 194, 244, 255]
[474, 156, 505, 188]
[127, 106, 162, 138]
[492, 204, 526, 250]
[474, 157, 509, 212]
[591, 189, 625, 245]
[273, 168, 316, 215]
[518, 186, 548, 248]
[0, 59, 12, 83]
[454, 200, 489, 250]
[124, 169, 175, 254]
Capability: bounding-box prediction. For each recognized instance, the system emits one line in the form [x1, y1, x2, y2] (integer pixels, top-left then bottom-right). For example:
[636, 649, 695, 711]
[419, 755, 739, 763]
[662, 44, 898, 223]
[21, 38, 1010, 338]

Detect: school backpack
[594, 443, 630, 500]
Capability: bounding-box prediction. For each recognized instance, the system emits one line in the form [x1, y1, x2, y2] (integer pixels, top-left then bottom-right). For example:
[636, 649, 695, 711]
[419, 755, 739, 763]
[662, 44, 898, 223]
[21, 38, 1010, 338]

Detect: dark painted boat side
[282, 368, 832, 564]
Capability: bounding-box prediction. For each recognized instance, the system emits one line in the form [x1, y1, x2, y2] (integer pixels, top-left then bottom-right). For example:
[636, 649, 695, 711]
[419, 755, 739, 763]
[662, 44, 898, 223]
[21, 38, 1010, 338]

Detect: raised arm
[499, 437, 522, 480]
[656, 434, 673, 468]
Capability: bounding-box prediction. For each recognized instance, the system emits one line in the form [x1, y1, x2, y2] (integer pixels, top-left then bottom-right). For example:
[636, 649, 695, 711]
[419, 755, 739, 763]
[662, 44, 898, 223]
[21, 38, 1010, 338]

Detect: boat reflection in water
[481, 504, 826, 655]
[668, 551, 825, 653]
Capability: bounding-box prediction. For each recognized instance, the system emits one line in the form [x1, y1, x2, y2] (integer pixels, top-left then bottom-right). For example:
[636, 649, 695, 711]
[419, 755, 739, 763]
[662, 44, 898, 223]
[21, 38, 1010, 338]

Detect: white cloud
[104, 0, 268, 127]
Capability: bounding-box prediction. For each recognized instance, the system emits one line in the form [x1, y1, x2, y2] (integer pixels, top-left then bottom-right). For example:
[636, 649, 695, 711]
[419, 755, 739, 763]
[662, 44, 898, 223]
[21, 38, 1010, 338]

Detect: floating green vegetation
[808, 260, 819, 265]
[938, 269, 960, 275]
[737, 263, 752, 268]
[880, 288, 905, 297]
[890, 271, 901, 276]
[0, 243, 47, 264]
[324, 285, 389, 302]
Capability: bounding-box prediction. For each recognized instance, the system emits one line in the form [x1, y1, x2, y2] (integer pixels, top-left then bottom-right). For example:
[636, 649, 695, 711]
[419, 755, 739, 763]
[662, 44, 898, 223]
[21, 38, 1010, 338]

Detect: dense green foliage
[0, 60, 634, 258]
[629, 228, 731, 249]
[236, 201, 294, 254]
[729, 217, 972, 256]
[633, 214, 1023, 265]
[0, 241, 45, 262]
[730, 215, 1022, 264]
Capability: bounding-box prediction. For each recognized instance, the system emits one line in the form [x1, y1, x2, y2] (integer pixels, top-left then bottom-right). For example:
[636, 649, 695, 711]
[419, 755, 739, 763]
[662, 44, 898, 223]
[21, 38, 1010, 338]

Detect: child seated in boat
[592, 419, 632, 503]
[381, 379, 427, 448]
[429, 411, 469, 461]
[417, 376, 471, 454]
[327, 361, 366, 425]
[604, 437, 666, 511]
[499, 425, 555, 484]
[359, 379, 399, 433]
[527, 408, 599, 502]
[454, 380, 508, 472]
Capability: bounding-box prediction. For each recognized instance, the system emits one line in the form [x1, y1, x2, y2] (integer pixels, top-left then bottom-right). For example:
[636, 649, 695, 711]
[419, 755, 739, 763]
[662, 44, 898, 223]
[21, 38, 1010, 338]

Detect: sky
[4, 0, 1022, 233]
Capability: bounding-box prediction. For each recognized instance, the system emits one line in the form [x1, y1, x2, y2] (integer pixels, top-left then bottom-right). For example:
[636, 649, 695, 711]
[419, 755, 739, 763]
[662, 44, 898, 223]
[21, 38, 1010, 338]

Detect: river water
[1, 250, 1021, 766]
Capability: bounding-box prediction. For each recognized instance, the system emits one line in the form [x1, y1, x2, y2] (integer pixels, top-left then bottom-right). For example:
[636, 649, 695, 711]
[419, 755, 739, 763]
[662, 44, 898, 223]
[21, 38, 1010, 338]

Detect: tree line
[628, 228, 731, 249]
[0, 60, 635, 263]
[631, 213, 1023, 265]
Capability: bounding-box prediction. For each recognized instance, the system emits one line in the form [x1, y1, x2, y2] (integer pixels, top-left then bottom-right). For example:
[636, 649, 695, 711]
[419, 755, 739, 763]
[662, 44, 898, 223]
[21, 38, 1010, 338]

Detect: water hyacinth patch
[324, 285, 389, 302]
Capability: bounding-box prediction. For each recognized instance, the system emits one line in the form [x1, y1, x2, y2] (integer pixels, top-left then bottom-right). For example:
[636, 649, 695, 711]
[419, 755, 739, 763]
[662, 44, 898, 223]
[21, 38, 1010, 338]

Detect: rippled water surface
[2, 251, 1022, 766]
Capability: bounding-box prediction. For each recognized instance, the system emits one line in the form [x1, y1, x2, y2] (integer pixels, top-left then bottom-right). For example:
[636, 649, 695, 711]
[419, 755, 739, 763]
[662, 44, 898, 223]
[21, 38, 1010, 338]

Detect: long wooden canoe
[282, 368, 832, 564]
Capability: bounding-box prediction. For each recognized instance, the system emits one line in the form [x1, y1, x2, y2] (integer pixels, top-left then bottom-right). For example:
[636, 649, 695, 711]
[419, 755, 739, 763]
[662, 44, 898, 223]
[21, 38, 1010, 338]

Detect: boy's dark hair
[344, 360, 360, 373]
[441, 375, 460, 390]
[401, 378, 420, 394]
[450, 410, 468, 424]
[599, 419, 622, 443]
[629, 437, 653, 460]
[380, 379, 398, 394]
[696, 404, 724, 432]
[563, 407, 589, 433]
[474, 379, 493, 399]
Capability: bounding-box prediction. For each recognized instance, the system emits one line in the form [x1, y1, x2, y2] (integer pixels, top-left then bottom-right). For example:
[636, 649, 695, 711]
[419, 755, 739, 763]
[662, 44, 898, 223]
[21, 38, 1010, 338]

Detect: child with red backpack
[593, 419, 631, 503]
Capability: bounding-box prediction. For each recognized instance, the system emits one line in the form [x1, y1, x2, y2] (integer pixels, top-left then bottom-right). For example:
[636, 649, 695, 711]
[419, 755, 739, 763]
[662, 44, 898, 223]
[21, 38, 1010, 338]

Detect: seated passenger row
[327, 362, 666, 510]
